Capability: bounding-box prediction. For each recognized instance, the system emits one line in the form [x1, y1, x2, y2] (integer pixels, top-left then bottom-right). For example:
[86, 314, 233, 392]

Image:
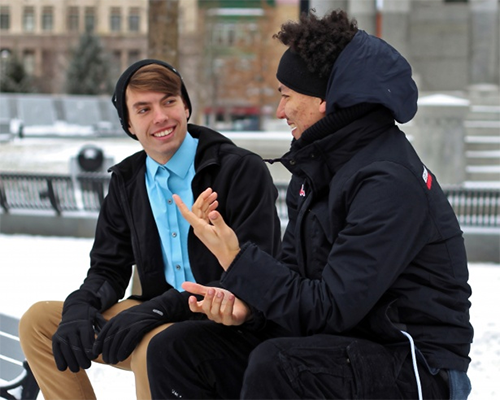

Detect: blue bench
[0, 313, 39, 400]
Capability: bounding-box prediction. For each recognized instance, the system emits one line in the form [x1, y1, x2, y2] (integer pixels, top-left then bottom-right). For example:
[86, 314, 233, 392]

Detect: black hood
[326, 30, 418, 124]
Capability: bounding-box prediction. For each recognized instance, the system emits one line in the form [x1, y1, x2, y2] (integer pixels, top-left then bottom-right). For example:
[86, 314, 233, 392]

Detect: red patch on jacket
[422, 166, 432, 190]
[299, 184, 306, 197]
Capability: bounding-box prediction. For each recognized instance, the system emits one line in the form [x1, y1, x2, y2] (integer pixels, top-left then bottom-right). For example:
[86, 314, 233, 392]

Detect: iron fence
[1, 173, 498, 229]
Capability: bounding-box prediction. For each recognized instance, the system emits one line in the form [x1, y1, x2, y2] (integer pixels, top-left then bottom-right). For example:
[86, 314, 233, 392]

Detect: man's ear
[183, 99, 190, 120]
[319, 100, 327, 114]
[128, 122, 136, 136]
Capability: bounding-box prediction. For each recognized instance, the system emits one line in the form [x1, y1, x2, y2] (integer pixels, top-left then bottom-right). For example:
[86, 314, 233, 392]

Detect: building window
[23, 50, 36, 75]
[0, 6, 10, 30]
[67, 7, 79, 32]
[85, 7, 96, 32]
[128, 7, 140, 32]
[212, 23, 237, 46]
[245, 23, 258, 46]
[110, 7, 121, 32]
[23, 7, 35, 32]
[42, 7, 54, 32]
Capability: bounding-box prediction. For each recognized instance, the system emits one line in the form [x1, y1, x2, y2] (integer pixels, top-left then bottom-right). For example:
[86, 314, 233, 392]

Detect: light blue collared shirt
[145, 133, 198, 290]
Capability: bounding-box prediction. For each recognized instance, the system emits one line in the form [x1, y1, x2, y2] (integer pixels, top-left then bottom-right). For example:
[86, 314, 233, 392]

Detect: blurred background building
[0, 0, 498, 128]
[0, 0, 297, 130]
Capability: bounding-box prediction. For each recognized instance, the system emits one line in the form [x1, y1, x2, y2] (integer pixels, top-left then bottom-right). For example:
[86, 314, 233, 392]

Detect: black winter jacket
[75, 124, 281, 321]
[221, 28, 473, 373]
[221, 107, 473, 372]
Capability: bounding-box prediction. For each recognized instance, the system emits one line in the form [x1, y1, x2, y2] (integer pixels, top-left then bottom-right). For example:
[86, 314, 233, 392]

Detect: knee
[146, 324, 196, 372]
[146, 330, 174, 374]
[130, 324, 171, 372]
[147, 328, 177, 360]
[19, 301, 62, 344]
[246, 340, 282, 378]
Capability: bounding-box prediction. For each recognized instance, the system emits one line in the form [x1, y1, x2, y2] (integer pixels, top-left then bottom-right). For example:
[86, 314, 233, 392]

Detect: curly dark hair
[273, 9, 358, 79]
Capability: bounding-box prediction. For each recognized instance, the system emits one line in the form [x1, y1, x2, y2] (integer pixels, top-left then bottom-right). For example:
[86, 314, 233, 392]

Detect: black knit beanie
[276, 48, 329, 99]
[112, 59, 192, 140]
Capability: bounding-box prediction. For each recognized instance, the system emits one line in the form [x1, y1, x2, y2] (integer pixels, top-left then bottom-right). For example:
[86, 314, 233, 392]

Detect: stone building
[0, 0, 297, 127]
[0, 0, 149, 93]
[0, 0, 498, 127]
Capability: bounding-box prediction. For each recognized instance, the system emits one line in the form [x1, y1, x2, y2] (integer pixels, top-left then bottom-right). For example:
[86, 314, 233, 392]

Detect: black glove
[93, 299, 169, 365]
[52, 290, 106, 373]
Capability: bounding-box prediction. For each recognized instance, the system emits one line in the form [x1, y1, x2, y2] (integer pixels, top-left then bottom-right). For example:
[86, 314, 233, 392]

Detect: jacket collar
[283, 107, 395, 181]
[109, 124, 235, 181]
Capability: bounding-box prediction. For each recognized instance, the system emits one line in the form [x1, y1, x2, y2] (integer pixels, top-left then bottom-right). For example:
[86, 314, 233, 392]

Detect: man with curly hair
[147, 9, 473, 399]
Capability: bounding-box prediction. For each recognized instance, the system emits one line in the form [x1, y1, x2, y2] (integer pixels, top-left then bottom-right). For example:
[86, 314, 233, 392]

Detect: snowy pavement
[0, 234, 499, 399]
[0, 234, 136, 399]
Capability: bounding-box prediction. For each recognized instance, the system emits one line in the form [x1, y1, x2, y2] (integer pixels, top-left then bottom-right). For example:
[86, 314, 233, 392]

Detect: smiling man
[19, 59, 282, 400]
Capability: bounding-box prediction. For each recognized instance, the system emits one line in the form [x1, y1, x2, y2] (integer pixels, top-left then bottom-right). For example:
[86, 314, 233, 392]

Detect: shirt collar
[146, 132, 197, 180]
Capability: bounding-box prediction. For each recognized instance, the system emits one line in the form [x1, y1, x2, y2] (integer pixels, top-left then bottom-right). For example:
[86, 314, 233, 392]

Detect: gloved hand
[52, 290, 106, 373]
[93, 299, 169, 365]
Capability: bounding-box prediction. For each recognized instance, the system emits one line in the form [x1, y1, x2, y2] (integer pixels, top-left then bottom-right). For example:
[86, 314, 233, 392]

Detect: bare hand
[182, 282, 251, 326]
[173, 188, 240, 270]
[191, 187, 219, 222]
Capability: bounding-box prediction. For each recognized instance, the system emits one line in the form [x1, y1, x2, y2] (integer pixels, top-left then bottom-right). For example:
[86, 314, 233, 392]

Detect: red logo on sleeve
[422, 166, 432, 190]
[299, 184, 306, 197]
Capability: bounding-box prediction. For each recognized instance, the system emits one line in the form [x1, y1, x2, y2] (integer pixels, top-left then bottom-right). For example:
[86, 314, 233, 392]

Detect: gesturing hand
[182, 282, 251, 326]
[173, 188, 240, 270]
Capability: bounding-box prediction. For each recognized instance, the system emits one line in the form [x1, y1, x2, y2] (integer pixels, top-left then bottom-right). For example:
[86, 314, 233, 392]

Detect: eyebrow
[131, 94, 173, 110]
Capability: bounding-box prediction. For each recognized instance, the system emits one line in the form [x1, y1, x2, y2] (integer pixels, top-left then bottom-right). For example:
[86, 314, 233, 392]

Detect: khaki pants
[18, 299, 172, 400]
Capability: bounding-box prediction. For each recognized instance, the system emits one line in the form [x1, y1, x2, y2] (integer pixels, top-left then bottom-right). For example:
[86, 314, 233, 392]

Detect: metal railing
[1, 172, 498, 229]
[444, 186, 500, 228]
[0, 172, 110, 214]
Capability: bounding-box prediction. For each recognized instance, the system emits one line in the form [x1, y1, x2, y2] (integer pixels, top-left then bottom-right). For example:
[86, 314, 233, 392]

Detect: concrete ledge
[1, 211, 497, 263]
[463, 228, 500, 263]
[0, 211, 98, 238]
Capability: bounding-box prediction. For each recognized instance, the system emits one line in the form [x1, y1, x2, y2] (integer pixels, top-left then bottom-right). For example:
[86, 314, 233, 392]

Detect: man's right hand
[181, 281, 251, 326]
[52, 292, 106, 373]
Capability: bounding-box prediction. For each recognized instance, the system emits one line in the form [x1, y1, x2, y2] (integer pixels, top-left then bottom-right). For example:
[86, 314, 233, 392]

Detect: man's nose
[276, 100, 285, 119]
[153, 107, 168, 124]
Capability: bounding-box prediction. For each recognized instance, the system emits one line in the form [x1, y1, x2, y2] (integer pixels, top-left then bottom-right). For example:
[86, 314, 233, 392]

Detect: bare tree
[148, 0, 179, 66]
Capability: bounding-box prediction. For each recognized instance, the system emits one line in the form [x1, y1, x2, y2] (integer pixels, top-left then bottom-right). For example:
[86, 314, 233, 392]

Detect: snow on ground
[0, 234, 135, 399]
[0, 234, 499, 399]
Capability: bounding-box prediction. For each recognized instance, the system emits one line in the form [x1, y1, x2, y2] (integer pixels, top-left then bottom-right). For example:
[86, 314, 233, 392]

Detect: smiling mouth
[153, 127, 174, 138]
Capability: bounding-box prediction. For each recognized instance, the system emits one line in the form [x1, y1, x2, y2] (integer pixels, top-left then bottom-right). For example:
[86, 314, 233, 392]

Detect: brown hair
[127, 64, 183, 98]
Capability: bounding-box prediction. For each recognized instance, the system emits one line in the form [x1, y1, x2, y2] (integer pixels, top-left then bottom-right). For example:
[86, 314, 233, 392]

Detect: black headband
[112, 59, 192, 140]
[276, 48, 328, 98]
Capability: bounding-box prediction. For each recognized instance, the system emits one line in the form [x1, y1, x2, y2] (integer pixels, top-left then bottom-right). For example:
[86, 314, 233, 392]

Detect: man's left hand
[93, 301, 167, 364]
